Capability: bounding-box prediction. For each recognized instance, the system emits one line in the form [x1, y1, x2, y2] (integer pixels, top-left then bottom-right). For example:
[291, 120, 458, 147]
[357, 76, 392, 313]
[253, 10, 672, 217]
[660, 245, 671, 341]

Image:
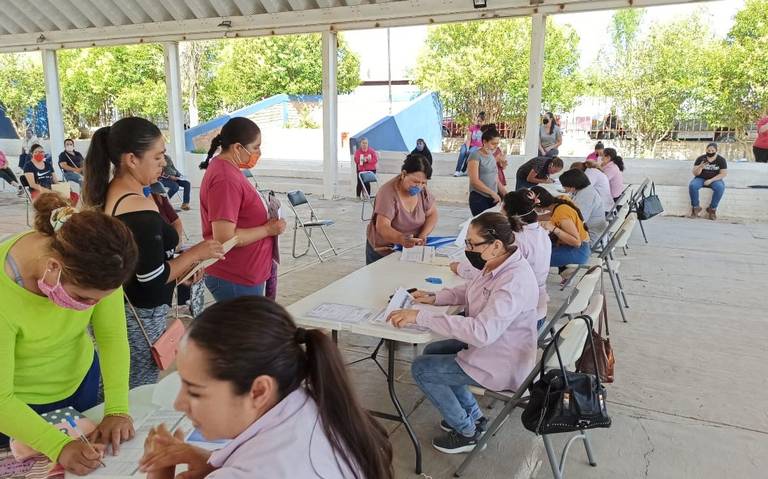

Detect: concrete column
[41, 49, 65, 158]
[524, 13, 547, 158]
[322, 31, 338, 200]
[163, 42, 186, 174]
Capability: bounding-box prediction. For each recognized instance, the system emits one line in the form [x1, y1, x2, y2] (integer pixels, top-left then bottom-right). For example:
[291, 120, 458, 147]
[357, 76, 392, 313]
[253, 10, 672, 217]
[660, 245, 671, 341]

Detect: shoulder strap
[111, 193, 141, 216]
[124, 294, 154, 348]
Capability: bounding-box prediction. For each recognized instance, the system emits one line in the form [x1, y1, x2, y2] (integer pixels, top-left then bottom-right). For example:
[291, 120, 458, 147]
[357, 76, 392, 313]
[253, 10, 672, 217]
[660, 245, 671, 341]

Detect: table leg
[385, 339, 422, 475]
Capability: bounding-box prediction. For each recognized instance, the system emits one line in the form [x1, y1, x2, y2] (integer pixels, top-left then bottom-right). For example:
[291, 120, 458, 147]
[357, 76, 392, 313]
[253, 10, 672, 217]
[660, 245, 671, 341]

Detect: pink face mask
[37, 268, 96, 311]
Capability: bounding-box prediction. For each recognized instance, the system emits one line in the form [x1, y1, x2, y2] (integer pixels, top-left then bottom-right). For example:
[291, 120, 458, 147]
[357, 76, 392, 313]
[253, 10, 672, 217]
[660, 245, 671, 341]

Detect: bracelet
[105, 412, 133, 423]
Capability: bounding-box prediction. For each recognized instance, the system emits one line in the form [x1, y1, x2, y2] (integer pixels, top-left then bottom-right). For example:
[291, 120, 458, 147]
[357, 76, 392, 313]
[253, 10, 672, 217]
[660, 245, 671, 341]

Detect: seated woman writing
[366, 154, 438, 264]
[138, 297, 394, 479]
[530, 186, 591, 277]
[388, 213, 538, 454]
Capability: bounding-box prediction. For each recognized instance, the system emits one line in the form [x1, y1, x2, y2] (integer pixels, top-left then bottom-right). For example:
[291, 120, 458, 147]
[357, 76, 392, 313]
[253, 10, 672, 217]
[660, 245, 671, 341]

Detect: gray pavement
[2, 188, 766, 479]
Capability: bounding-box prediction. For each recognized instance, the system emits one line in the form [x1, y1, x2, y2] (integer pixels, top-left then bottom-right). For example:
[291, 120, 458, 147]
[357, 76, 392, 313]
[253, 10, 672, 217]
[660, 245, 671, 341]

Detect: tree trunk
[188, 85, 199, 127]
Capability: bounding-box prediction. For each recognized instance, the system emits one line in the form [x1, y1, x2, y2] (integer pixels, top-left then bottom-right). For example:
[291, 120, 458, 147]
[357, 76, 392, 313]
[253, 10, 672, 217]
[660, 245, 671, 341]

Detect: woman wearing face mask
[515, 155, 564, 190]
[539, 112, 562, 158]
[138, 296, 394, 479]
[23, 144, 67, 202]
[600, 147, 625, 202]
[58, 139, 85, 186]
[366, 154, 437, 264]
[411, 138, 433, 165]
[467, 128, 506, 216]
[558, 169, 608, 245]
[199, 117, 286, 301]
[689, 142, 727, 220]
[388, 212, 538, 454]
[83, 117, 224, 389]
[0, 194, 138, 476]
[530, 186, 590, 276]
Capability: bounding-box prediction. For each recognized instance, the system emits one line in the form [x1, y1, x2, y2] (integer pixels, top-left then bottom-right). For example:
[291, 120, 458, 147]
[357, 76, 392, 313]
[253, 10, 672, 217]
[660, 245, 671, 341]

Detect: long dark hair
[188, 297, 394, 479]
[470, 212, 517, 254]
[199, 117, 261, 170]
[530, 185, 586, 224]
[603, 147, 625, 171]
[82, 117, 162, 209]
[540, 156, 563, 176]
[544, 112, 556, 135]
[402, 153, 432, 179]
[558, 169, 591, 191]
[502, 189, 538, 229]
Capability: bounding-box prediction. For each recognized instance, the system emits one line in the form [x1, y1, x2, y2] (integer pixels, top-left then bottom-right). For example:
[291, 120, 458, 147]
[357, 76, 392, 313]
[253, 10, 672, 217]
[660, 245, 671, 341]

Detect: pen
[65, 416, 106, 468]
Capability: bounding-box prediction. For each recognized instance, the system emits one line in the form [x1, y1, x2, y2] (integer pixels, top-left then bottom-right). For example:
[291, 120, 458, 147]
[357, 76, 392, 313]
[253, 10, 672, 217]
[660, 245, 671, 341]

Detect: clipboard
[178, 236, 238, 284]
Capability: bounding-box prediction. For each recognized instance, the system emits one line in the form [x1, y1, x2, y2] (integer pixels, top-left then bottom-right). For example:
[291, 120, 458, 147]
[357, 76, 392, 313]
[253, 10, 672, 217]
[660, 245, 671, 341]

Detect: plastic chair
[286, 190, 338, 262]
[359, 171, 378, 221]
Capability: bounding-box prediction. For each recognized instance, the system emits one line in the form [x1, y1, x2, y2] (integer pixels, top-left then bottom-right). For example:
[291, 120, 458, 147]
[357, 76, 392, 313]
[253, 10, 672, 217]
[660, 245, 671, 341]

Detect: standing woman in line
[83, 117, 224, 389]
[539, 112, 562, 158]
[467, 128, 506, 216]
[199, 117, 286, 302]
[600, 147, 625, 202]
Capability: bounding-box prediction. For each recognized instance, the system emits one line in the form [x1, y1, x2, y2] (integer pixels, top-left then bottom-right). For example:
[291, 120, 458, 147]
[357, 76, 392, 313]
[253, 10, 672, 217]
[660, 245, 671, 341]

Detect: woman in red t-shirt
[199, 118, 286, 302]
[754, 114, 768, 163]
[353, 138, 378, 199]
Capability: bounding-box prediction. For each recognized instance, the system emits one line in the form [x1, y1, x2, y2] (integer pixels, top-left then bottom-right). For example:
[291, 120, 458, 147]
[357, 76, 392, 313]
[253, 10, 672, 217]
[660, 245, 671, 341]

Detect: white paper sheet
[178, 236, 238, 284]
[306, 303, 372, 323]
[399, 246, 435, 263]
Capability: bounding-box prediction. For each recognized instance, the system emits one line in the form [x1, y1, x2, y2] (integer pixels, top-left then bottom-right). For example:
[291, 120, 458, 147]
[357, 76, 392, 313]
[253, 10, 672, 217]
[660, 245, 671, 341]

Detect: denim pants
[62, 170, 83, 185]
[550, 241, 591, 267]
[454, 145, 479, 173]
[412, 340, 483, 437]
[0, 352, 100, 447]
[469, 191, 496, 216]
[365, 241, 387, 265]
[205, 274, 265, 303]
[689, 177, 725, 209]
[160, 178, 191, 204]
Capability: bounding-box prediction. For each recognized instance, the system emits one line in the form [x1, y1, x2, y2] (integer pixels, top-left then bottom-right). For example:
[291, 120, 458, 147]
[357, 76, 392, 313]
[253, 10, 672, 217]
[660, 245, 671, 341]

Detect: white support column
[163, 42, 187, 174]
[322, 31, 338, 200]
[41, 49, 65, 158]
[524, 13, 547, 157]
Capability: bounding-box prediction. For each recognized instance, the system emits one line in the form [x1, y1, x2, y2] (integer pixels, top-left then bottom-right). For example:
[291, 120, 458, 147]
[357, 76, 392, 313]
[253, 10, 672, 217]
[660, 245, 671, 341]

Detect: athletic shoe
[440, 416, 488, 433]
[432, 429, 483, 454]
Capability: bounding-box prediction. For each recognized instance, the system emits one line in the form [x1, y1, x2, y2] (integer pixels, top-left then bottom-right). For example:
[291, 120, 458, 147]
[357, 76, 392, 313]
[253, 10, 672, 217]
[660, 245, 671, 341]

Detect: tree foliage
[198, 34, 360, 122]
[413, 19, 583, 130]
[0, 53, 45, 137]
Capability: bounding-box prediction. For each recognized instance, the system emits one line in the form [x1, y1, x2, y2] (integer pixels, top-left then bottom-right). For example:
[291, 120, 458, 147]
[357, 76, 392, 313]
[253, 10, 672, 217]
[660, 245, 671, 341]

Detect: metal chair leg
[614, 271, 630, 308]
[638, 218, 649, 243]
[606, 265, 628, 322]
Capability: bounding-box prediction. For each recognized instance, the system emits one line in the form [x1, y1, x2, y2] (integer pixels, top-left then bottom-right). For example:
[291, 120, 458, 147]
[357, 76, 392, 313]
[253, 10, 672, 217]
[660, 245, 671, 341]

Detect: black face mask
[706, 152, 716, 158]
[465, 250, 487, 270]
[542, 119, 550, 125]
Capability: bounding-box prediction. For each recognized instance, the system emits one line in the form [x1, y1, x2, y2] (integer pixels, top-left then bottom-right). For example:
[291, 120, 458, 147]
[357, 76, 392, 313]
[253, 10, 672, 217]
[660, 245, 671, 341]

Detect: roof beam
[66, 0, 110, 28]
[45, 0, 92, 29]
[162, 1, 195, 21]
[87, 0, 129, 26]
[210, 0, 240, 16]
[111, 0, 151, 25]
[134, 0, 171, 22]
[3, 2, 47, 33]
[184, 0, 217, 18]
[316, 0, 344, 7]
[15, 2, 59, 31]
[287, 0, 318, 10]
[260, 0, 289, 14]
[232, 0, 267, 15]
[0, 15, 23, 35]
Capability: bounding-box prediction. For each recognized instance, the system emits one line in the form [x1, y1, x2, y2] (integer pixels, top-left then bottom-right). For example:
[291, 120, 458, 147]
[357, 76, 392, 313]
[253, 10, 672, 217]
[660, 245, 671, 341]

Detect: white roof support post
[524, 12, 546, 158]
[41, 49, 65, 159]
[163, 41, 187, 174]
[322, 31, 338, 200]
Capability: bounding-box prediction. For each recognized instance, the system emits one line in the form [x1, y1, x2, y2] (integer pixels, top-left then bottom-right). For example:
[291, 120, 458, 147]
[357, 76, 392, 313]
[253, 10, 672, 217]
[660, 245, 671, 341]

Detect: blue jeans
[412, 340, 483, 437]
[550, 241, 591, 267]
[365, 241, 386, 265]
[160, 178, 191, 204]
[62, 170, 83, 185]
[204, 274, 265, 303]
[469, 191, 496, 216]
[0, 352, 100, 447]
[454, 145, 479, 173]
[689, 177, 725, 209]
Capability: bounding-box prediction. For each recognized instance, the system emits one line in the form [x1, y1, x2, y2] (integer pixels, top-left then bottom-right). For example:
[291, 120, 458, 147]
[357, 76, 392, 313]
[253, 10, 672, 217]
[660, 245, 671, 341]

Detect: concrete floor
[2, 188, 767, 479]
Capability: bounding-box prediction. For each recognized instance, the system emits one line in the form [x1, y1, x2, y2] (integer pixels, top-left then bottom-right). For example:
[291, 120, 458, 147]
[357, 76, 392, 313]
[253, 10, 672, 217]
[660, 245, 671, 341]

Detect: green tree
[0, 53, 45, 137]
[412, 19, 583, 133]
[199, 34, 360, 122]
[181, 40, 221, 127]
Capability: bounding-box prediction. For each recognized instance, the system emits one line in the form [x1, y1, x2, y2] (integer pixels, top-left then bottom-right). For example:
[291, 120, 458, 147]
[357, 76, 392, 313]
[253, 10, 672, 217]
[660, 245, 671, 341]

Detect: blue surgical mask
[142, 186, 152, 197]
[408, 186, 422, 196]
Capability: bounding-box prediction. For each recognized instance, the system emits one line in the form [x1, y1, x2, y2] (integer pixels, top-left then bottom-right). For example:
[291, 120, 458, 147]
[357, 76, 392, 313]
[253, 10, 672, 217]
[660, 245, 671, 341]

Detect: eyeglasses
[464, 239, 493, 249]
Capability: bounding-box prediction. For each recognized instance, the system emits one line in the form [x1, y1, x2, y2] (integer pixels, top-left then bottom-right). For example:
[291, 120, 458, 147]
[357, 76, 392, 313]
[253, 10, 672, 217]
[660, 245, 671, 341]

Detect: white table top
[286, 252, 465, 344]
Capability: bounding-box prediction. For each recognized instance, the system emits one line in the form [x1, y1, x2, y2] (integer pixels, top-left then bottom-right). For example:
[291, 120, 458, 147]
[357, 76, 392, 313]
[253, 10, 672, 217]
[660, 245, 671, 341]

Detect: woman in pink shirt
[199, 118, 286, 302]
[0, 149, 23, 195]
[389, 212, 538, 454]
[600, 147, 625, 201]
[585, 141, 604, 162]
[754, 114, 768, 163]
[139, 297, 394, 479]
[353, 137, 378, 198]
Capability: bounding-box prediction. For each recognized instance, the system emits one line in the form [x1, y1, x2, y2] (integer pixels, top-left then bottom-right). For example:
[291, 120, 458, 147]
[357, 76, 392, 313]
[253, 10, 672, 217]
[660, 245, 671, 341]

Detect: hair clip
[50, 207, 76, 232]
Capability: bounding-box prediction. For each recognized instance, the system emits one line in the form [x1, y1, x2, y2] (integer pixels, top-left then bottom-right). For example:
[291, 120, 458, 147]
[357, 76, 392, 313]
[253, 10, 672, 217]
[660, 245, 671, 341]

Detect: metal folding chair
[286, 190, 338, 262]
[627, 178, 651, 243]
[358, 171, 378, 221]
[19, 176, 35, 226]
[242, 169, 259, 189]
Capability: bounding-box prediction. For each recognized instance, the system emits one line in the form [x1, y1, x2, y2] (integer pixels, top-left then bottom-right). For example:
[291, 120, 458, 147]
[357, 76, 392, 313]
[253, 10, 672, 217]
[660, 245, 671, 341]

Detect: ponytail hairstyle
[402, 153, 432, 179]
[481, 127, 500, 144]
[82, 117, 163, 209]
[603, 147, 625, 171]
[502, 189, 538, 229]
[540, 156, 564, 176]
[470, 212, 517, 255]
[188, 297, 394, 479]
[199, 117, 261, 170]
[530, 185, 586, 223]
[558, 169, 591, 191]
[569, 161, 586, 171]
[33, 193, 138, 290]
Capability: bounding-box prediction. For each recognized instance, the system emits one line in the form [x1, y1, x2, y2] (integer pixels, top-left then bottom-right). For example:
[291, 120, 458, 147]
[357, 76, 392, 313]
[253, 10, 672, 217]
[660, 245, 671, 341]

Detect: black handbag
[521, 316, 611, 434]
[637, 182, 663, 220]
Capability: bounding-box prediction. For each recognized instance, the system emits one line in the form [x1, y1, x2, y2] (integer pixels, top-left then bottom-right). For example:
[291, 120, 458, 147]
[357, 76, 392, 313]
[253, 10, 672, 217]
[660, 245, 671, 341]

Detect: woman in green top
[0, 193, 138, 476]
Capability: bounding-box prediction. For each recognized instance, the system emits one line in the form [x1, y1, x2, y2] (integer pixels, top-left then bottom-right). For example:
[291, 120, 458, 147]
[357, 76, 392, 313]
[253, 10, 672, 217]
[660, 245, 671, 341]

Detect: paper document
[400, 246, 435, 263]
[178, 236, 238, 284]
[369, 288, 448, 331]
[306, 303, 372, 324]
[435, 244, 465, 260]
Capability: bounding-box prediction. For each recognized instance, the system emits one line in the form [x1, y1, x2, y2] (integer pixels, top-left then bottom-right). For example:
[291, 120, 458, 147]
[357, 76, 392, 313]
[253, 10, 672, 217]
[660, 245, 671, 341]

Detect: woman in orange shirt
[530, 186, 590, 270]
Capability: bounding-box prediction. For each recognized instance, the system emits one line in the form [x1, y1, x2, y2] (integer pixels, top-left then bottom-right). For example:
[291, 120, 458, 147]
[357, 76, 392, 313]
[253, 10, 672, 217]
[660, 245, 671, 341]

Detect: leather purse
[521, 315, 611, 435]
[576, 293, 615, 383]
[126, 298, 185, 370]
[637, 182, 663, 220]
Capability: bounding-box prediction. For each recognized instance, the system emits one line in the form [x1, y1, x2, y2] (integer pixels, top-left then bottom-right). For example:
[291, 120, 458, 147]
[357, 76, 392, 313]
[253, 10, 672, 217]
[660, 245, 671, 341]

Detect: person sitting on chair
[58, 139, 84, 186]
[354, 138, 378, 199]
[24, 144, 78, 204]
[689, 142, 727, 221]
[0, 149, 23, 196]
[559, 169, 608, 246]
[159, 154, 192, 211]
[18, 128, 39, 169]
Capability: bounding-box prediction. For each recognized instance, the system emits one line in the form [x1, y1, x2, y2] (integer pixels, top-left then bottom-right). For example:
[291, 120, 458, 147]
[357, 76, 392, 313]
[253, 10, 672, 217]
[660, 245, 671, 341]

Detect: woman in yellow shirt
[0, 194, 138, 476]
[530, 186, 590, 269]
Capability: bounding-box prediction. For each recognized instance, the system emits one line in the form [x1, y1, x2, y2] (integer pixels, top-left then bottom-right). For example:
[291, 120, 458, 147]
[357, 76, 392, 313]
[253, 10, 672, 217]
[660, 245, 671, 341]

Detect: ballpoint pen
[65, 415, 106, 468]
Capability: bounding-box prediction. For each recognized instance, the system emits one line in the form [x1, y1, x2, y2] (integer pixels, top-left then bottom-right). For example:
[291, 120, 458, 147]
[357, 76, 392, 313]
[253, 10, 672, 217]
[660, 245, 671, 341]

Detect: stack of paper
[400, 246, 435, 263]
[306, 303, 372, 324]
